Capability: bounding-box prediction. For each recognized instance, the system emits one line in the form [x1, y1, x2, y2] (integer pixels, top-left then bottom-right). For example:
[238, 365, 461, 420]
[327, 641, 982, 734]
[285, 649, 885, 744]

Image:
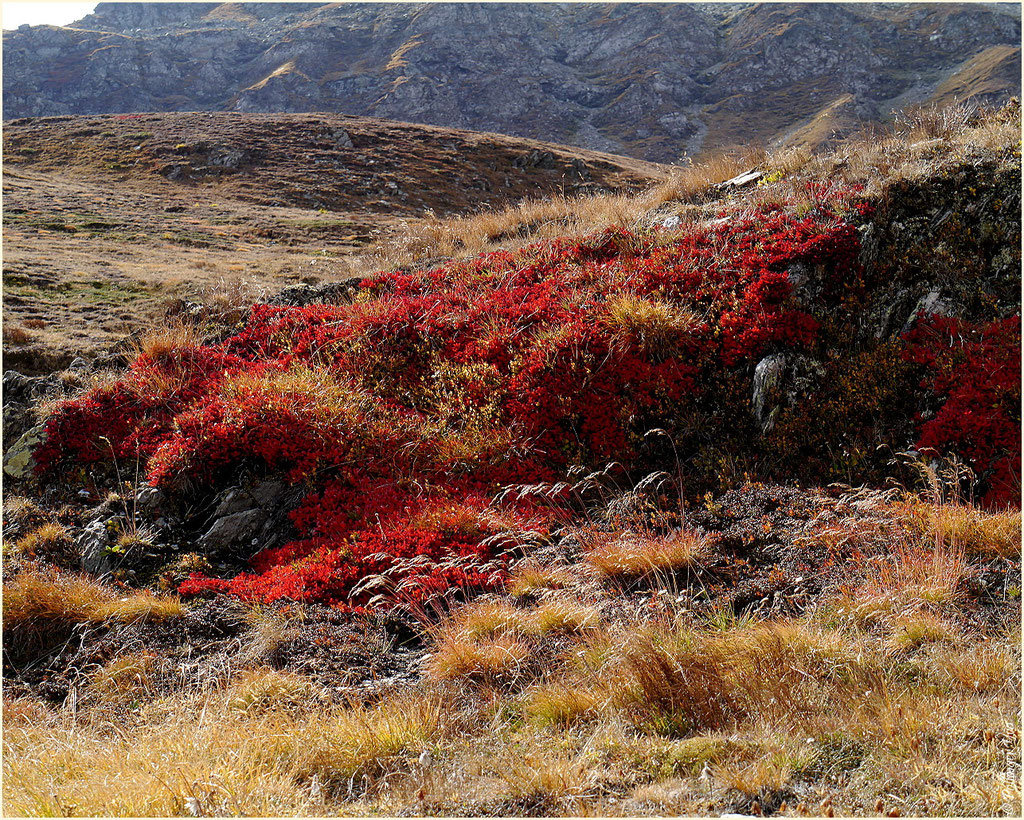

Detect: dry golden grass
[652, 149, 764, 202]
[533, 599, 602, 635]
[3, 566, 183, 629]
[760, 99, 1022, 203]
[2, 690, 453, 816]
[926, 631, 1020, 696]
[427, 594, 606, 684]
[3, 567, 183, 667]
[522, 682, 604, 727]
[605, 625, 743, 734]
[1, 695, 58, 729]
[217, 367, 367, 462]
[85, 652, 160, 706]
[901, 499, 1022, 558]
[830, 539, 970, 632]
[352, 101, 1019, 277]
[603, 293, 699, 354]
[447, 599, 537, 640]
[238, 604, 298, 665]
[507, 561, 573, 597]
[2, 496, 46, 530]
[489, 741, 602, 807]
[350, 149, 752, 275]
[225, 668, 323, 714]
[4, 603, 1019, 816]
[586, 527, 706, 580]
[2, 323, 34, 346]
[290, 693, 451, 786]
[885, 609, 960, 652]
[131, 319, 203, 363]
[193, 276, 270, 325]
[92, 590, 185, 622]
[428, 632, 532, 683]
[11, 521, 76, 565]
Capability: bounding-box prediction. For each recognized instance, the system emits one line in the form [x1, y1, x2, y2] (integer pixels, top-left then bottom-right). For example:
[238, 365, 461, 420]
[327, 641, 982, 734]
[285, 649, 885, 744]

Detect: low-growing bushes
[32, 184, 1020, 612]
[903, 315, 1021, 508]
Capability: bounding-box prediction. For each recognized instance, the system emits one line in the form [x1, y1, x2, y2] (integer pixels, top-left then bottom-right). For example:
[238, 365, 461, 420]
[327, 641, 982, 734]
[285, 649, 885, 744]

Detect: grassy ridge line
[357, 101, 1021, 273]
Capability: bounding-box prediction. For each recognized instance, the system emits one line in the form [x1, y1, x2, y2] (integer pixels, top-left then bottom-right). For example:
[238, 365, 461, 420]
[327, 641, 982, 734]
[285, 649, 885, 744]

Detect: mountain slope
[1, 102, 1019, 820]
[1, 111, 667, 373]
[2, 111, 665, 215]
[3, 2, 1019, 161]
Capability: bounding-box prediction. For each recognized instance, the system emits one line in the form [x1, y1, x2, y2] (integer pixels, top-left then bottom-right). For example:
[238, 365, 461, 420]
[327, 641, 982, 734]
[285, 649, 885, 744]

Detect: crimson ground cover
[36, 193, 1021, 609]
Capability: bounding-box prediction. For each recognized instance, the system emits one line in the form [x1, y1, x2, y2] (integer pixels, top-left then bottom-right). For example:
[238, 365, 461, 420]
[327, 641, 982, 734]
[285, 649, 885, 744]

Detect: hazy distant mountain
[4, 2, 1020, 160]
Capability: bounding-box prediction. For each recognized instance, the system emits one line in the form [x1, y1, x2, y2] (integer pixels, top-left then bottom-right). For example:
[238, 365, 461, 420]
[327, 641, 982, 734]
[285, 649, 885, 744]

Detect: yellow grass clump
[586, 527, 706, 580]
[507, 561, 573, 597]
[603, 293, 699, 354]
[902, 499, 1021, 558]
[11, 521, 76, 565]
[3, 567, 183, 667]
[428, 632, 532, 683]
[533, 599, 602, 635]
[226, 668, 324, 714]
[132, 319, 204, 363]
[522, 682, 604, 727]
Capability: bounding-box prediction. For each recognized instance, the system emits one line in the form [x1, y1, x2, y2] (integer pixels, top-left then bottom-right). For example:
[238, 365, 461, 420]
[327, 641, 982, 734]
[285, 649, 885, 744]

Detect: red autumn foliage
[903, 315, 1021, 508]
[45, 191, 1009, 610]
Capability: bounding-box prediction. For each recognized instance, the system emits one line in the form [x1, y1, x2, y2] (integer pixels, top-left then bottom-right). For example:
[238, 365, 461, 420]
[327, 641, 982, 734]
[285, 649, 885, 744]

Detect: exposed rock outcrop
[4, 3, 1019, 161]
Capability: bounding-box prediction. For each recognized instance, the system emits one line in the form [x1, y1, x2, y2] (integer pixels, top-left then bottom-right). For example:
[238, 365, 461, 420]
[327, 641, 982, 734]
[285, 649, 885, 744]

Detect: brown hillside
[2, 112, 667, 372]
[3, 112, 666, 216]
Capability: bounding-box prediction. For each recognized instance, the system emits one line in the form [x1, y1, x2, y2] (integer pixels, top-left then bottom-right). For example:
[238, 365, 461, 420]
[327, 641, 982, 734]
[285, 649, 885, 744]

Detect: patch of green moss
[4, 278, 152, 306]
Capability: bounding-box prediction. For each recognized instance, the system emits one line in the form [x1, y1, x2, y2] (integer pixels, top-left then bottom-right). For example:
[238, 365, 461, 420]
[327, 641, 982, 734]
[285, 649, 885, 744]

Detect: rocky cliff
[4, 2, 1020, 161]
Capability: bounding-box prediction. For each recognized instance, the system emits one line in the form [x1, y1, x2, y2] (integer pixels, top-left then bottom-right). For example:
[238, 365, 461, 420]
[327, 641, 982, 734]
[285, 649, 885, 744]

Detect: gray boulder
[79, 516, 116, 575]
[197, 479, 292, 554]
[3, 424, 46, 481]
[752, 353, 826, 434]
[752, 354, 788, 433]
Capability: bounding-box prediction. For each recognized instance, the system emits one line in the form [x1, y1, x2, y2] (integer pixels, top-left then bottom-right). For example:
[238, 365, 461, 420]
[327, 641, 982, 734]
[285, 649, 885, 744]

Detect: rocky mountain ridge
[4, 2, 1020, 161]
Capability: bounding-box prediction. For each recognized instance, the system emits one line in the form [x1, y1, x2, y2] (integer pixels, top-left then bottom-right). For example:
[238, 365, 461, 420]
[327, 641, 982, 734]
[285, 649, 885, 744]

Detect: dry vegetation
[3, 102, 1020, 817]
[356, 101, 1021, 273]
[4, 490, 1020, 816]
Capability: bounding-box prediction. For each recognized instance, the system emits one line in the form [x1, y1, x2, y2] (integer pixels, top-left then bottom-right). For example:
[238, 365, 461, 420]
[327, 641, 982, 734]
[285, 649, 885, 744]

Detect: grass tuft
[428, 632, 532, 683]
[523, 682, 603, 727]
[226, 669, 323, 714]
[586, 527, 706, 580]
[532, 599, 602, 634]
[3, 567, 183, 667]
[903, 500, 1021, 558]
[12, 522, 76, 566]
[603, 293, 699, 354]
[507, 561, 573, 597]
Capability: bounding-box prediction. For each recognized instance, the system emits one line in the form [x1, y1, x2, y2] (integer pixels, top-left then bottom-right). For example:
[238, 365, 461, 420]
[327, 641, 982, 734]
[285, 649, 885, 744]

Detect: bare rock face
[196, 480, 299, 557]
[4, 3, 1020, 161]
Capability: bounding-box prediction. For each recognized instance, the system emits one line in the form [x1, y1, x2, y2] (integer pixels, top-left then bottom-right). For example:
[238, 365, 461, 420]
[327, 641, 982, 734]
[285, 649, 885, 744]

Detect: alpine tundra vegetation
[2, 37, 1021, 820]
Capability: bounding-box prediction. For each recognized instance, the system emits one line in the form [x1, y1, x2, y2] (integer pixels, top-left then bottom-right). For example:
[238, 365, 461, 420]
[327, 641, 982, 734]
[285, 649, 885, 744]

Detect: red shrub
[903, 315, 1021, 508]
[38, 199, 881, 610]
